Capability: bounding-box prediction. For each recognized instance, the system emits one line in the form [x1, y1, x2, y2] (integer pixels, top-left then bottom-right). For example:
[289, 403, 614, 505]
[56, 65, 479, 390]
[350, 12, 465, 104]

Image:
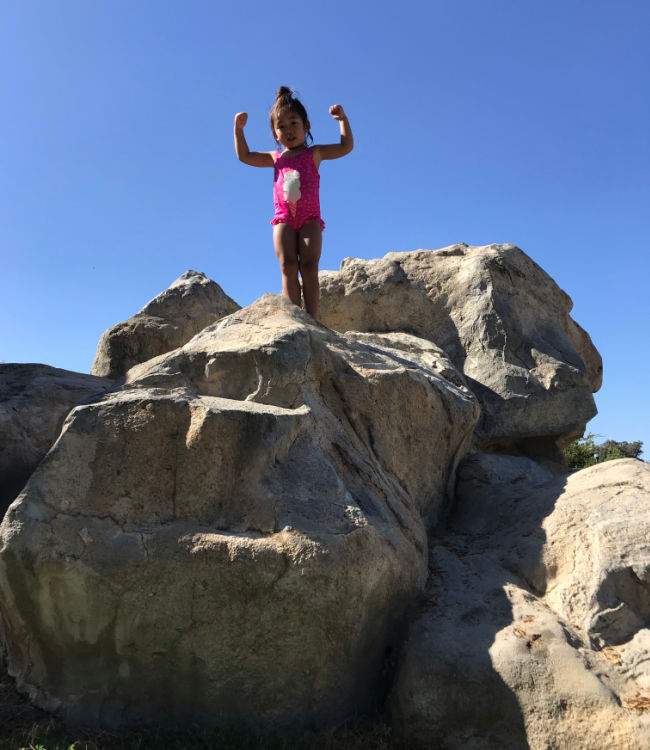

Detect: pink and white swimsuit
[270, 147, 325, 232]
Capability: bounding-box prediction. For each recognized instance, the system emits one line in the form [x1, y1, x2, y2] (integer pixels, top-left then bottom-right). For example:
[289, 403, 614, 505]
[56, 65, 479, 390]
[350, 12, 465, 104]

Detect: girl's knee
[279, 255, 299, 277]
[299, 258, 319, 277]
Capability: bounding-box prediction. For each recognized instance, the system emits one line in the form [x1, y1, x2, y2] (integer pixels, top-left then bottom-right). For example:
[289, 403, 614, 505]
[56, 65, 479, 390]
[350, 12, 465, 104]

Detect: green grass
[0, 671, 411, 750]
[1, 721, 406, 750]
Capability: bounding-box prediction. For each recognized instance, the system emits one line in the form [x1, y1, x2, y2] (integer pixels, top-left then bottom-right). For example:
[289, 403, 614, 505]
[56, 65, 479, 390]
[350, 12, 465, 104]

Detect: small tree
[564, 435, 644, 469]
[564, 434, 599, 469]
[596, 440, 643, 461]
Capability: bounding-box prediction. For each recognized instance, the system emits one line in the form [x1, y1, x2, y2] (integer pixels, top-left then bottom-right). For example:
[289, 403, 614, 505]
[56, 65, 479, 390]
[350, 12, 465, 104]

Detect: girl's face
[274, 109, 309, 150]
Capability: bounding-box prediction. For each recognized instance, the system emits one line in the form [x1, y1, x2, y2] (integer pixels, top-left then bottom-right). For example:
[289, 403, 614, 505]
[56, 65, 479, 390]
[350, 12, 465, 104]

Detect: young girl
[234, 86, 353, 319]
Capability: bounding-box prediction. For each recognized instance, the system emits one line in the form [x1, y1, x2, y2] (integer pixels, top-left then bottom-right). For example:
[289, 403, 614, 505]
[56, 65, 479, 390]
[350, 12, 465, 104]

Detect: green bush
[564, 435, 644, 470]
[564, 434, 599, 469]
[596, 440, 643, 461]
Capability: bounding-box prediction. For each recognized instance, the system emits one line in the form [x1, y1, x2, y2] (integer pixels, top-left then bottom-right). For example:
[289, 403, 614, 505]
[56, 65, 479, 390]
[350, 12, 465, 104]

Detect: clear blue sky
[2, 1, 648, 452]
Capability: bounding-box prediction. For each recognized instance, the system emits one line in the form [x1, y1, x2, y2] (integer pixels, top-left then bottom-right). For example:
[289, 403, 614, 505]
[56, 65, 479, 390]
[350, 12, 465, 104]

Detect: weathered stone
[0, 364, 113, 518]
[390, 550, 648, 749]
[390, 455, 650, 749]
[91, 270, 240, 379]
[564, 315, 603, 392]
[319, 244, 602, 460]
[0, 295, 479, 729]
[535, 459, 650, 649]
[452, 456, 650, 649]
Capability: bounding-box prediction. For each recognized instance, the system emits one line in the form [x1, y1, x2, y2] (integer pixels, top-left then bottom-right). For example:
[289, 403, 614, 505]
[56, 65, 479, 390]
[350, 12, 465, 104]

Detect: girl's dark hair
[269, 86, 313, 145]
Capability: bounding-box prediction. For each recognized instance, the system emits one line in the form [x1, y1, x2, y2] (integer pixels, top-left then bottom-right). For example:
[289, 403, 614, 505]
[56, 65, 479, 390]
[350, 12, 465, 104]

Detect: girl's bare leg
[298, 221, 322, 318]
[273, 223, 301, 306]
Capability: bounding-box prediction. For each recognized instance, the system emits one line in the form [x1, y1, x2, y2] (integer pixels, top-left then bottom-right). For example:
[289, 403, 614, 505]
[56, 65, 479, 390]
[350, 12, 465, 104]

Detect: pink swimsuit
[271, 147, 325, 232]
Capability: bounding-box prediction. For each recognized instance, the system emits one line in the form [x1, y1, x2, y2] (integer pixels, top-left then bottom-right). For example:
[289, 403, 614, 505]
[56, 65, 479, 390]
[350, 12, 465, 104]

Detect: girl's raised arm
[234, 112, 275, 167]
[312, 105, 354, 168]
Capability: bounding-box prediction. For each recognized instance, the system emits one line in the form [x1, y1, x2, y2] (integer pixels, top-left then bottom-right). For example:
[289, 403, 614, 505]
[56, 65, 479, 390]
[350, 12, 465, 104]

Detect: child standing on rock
[234, 86, 353, 319]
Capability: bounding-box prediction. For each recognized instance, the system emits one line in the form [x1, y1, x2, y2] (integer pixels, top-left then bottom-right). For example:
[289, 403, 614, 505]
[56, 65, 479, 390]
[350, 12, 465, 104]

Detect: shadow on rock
[390, 453, 566, 749]
[390, 455, 650, 750]
[0, 364, 114, 519]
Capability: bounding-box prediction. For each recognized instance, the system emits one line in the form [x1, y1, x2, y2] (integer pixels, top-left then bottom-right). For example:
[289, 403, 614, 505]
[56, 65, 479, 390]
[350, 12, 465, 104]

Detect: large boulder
[0, 364, 113, 518]
[390, 455, 650, 749]
[91, 270, 240, 379]
[0, 295, 479, 729]
[319, 244, 602, 460]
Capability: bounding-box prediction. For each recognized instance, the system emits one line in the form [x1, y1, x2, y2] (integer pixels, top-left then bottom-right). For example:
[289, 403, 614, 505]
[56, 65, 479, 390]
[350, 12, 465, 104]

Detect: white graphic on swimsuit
[283, 169, 301, 217]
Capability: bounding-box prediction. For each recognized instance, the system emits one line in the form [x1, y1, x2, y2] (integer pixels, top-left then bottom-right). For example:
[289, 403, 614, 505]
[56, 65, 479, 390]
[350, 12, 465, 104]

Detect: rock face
[536, 459, 650, 650]
[0, 296, 479, 728]
[0, 364, 113, 518]
[390, 456, 650, 749]
[2, 246, 640, 747]
[91, 270, 240, 379]
[319, 244, 602, 460]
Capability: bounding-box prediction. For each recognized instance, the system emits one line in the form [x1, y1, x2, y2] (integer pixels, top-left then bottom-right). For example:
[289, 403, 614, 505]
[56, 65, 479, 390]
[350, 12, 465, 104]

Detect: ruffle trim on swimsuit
[270, 216, 325, 231]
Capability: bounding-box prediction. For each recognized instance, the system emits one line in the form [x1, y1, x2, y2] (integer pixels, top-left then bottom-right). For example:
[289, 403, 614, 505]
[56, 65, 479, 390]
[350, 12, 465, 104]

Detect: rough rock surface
[319, 244, 602, 460]
[390, 456, 650, 749]
[0, 364, 113, 518]
[91, 270, 240, 379]
[0, 295, 479, 729]
[535, 459, 650, 650]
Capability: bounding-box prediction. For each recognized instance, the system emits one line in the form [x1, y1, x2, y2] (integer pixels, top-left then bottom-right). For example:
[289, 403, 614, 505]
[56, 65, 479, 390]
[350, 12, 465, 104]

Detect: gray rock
[532, 459, 650, 650]
[390, 455, 650, 749]
[0, 295, 479, 729]
[91, 270, 240, 379]
[452, 456, 650, 649]
[319, 244, 602, 460]
[0, 364, 113, 518]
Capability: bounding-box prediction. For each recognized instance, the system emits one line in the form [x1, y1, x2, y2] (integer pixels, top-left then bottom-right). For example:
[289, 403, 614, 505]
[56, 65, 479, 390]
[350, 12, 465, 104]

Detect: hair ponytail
[276, 86, 293, 102]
